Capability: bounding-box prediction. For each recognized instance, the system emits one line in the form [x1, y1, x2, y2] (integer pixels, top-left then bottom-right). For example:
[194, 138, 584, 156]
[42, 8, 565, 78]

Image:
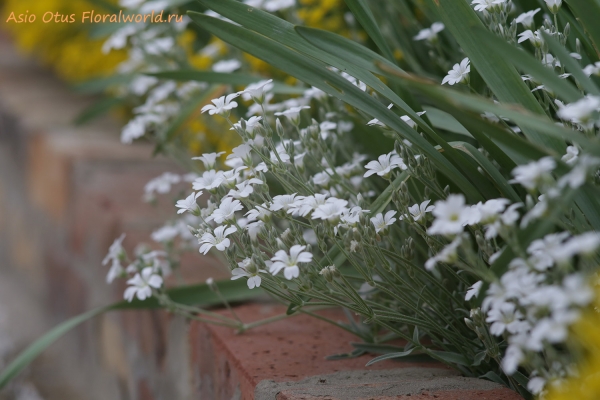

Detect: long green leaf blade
[428, 0, 563, 152]
[0, 279, 259, 388]
[565, 0, 600, 57]
[343, 0, 395, 62]
[541, 30, 600, 96]
[473, 28, 582, 103]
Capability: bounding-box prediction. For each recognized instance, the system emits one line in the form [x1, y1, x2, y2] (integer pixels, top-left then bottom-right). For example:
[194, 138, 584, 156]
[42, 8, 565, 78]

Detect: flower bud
[464, 318, 476, 331]
[276, 118, 285, 139]
[319, 266, 334, 282]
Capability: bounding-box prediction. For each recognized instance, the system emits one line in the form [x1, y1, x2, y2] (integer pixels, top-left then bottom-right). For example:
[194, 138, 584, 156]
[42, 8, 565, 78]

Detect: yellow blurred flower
[545, 287, 600, 400]
[2, 0, 126, 81]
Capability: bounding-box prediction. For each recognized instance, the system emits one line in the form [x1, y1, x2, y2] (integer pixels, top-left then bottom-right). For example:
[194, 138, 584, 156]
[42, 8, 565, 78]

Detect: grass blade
[428, 0, 563, 152]
[343, 0, 395, 62]
[540, 30, 600, 96]
[147, 70, 306, 94]
[473, 28, 582, 103]
[0, 279, 259, 388]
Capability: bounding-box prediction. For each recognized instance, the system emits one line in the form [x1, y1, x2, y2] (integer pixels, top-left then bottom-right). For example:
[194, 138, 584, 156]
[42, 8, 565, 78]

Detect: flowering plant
[4, 0, 600, 398]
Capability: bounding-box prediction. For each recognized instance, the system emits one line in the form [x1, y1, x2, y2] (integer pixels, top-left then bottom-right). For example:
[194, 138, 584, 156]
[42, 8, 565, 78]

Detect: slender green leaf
[147, 71, 306, 94]
[0, 306, 110, 389]
[0, 279, 260, 388]
[427, 350, 470, 366]
[541, 30, 600, 96]
[479, 371, 507, 386]
[162, 88, 215, 143]
[343, 0, 395, 62]
[428, 0, 563, 152]
[451, 142, 521, 202]
[365, 348, 417, 366]
[423, 107, 472, 137]
[73, 74, 135, 93]
[351, 342, 405, 354]
[565, 0, 600, 57]
[379, 67, 600, 154]
[473, 28, 582, 103]
[74, 97, 126, 126]
[326, 348, 366, 360]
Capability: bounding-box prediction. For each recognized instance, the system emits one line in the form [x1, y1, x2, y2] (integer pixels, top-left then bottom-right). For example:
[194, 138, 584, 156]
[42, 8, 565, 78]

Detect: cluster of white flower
[98, 1, 600, 395]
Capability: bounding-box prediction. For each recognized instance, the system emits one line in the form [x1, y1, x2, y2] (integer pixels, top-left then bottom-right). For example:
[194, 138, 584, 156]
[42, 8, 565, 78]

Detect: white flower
[231, 258, 266, 289]
[545, 0, 562, 13]
[485, 202, 522, 239]
[106, 260, 125, 284]
[275, 106, 310, 124]
[367, 103, 393, 127]
[553, 232, 600, 264]
[199, 225, 237, 254]
[201, 93, 240, 115]
[340, 206, 369, 227]
[269, 245, 313, 280]
[246, 221, 264, 241]
[583, 62, 600, 77]
[246, 204, 272, 222]
[425, 236, 462, 270]
[527, 232, 570, 270]
[208, 197, 244, 224]
[527, 377, 546, 395]
[192, 170, 225, 191]
[124, 267, 163, 302]
[232, 116, 263, 135]
[151, 225, 179, 243]
[262, 0, 295, 12]
[510, 157, 556, 190]
[304, 86, 328, 101]
[228, 178, 263, 198]
[312, 198, 349, 222]
[502, 344, 524, 374]
[486, 302, 526, 336]
[556, 95, 600, 125]
[428, 194, 471, 235]
[144, 172, 181, 197]
[370, 210, 397, 234]
[312, 170, 332, 187]
[103, 233, 126, 267]
[413, 22, 445, 42]
[401, 111, 426, 129]
[517, 30, 544, 47]
[130, 75, 158, 96]
[442, 58, 470, 85]
[241, 79, 273, 102]
[403, 200, 435, 222]
[270, 194, 299, 211]
[561, 146, 579, 165]
[227, 143, 253, 167]
[471, 0, 497, 12]
[563, 274, 594, 306]
[288, 194, 328, 217]
[102, 24, 139, 53]
[465, 281, 483, 301]
[364, 152, 406, 178]
[515, 8, 540, 29]
[558, 155, 600, 189]
[212, 59, 242, 73]
[176, 191, 202, 214]
[192, 152, 225, 169]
